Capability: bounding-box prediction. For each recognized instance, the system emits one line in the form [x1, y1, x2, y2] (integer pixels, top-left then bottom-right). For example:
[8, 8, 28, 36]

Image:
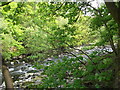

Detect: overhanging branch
[0, 0, 14, 7]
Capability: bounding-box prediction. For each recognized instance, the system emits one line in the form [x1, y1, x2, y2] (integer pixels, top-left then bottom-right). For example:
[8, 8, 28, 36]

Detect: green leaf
[9, 2, 17, 9]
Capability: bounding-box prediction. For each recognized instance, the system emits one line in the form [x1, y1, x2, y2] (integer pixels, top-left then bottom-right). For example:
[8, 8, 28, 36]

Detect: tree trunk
[114, 6, 120, 89]
[114, 26, 120, 88]
[117, 25, 120, 56]
[105, 1, 120, 88]
[109, 37, 117, 55]
[114, 55, 120, 88]
[2, 65, 14, 89]
[105, 1, 120, 25]
[0, 53, 14, 89]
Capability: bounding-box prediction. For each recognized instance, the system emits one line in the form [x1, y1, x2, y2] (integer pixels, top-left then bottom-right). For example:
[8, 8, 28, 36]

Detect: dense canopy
[0, 1, 120, 89]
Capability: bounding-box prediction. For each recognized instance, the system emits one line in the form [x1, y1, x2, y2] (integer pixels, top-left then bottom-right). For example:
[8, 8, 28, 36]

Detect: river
[0, 45, 113, 88]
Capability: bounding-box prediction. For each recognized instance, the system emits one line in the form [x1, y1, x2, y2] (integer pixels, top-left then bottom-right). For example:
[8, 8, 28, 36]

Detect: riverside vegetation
[0, 1, 120, 88]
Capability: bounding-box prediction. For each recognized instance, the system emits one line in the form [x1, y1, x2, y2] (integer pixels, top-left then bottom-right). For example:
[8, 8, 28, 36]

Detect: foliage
[0, 2, 91, 60]
[89, 5, 118, 46]
[29, 53, 113, 88]
[0, 2, 117, 88]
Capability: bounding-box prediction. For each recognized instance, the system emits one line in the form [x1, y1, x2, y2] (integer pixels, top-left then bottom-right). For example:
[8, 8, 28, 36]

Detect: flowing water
[0, 45, 113, 88]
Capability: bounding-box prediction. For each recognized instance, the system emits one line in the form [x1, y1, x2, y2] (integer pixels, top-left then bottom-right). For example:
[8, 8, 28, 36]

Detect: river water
[0, 45, 113, 88]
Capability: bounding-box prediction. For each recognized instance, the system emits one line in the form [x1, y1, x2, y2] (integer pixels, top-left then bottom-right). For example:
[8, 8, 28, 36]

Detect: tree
[1, 1, 119, 88]
[104, 1, 120, 88]
[0, 2, 91, 88]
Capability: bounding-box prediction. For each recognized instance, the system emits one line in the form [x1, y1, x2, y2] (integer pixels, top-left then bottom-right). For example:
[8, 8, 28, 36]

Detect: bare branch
[64, 51, 86, 65]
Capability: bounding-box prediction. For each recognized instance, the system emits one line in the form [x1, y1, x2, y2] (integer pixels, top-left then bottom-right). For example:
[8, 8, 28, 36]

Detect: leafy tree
[0, 1, 119, 89]
[104, 1, 120, 88]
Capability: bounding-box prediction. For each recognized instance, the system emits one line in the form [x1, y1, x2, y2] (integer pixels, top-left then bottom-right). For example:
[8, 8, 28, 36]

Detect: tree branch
[54, 2, 65, 12]
[64, 51, 86, 65]
[0, 0, 14, 7]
